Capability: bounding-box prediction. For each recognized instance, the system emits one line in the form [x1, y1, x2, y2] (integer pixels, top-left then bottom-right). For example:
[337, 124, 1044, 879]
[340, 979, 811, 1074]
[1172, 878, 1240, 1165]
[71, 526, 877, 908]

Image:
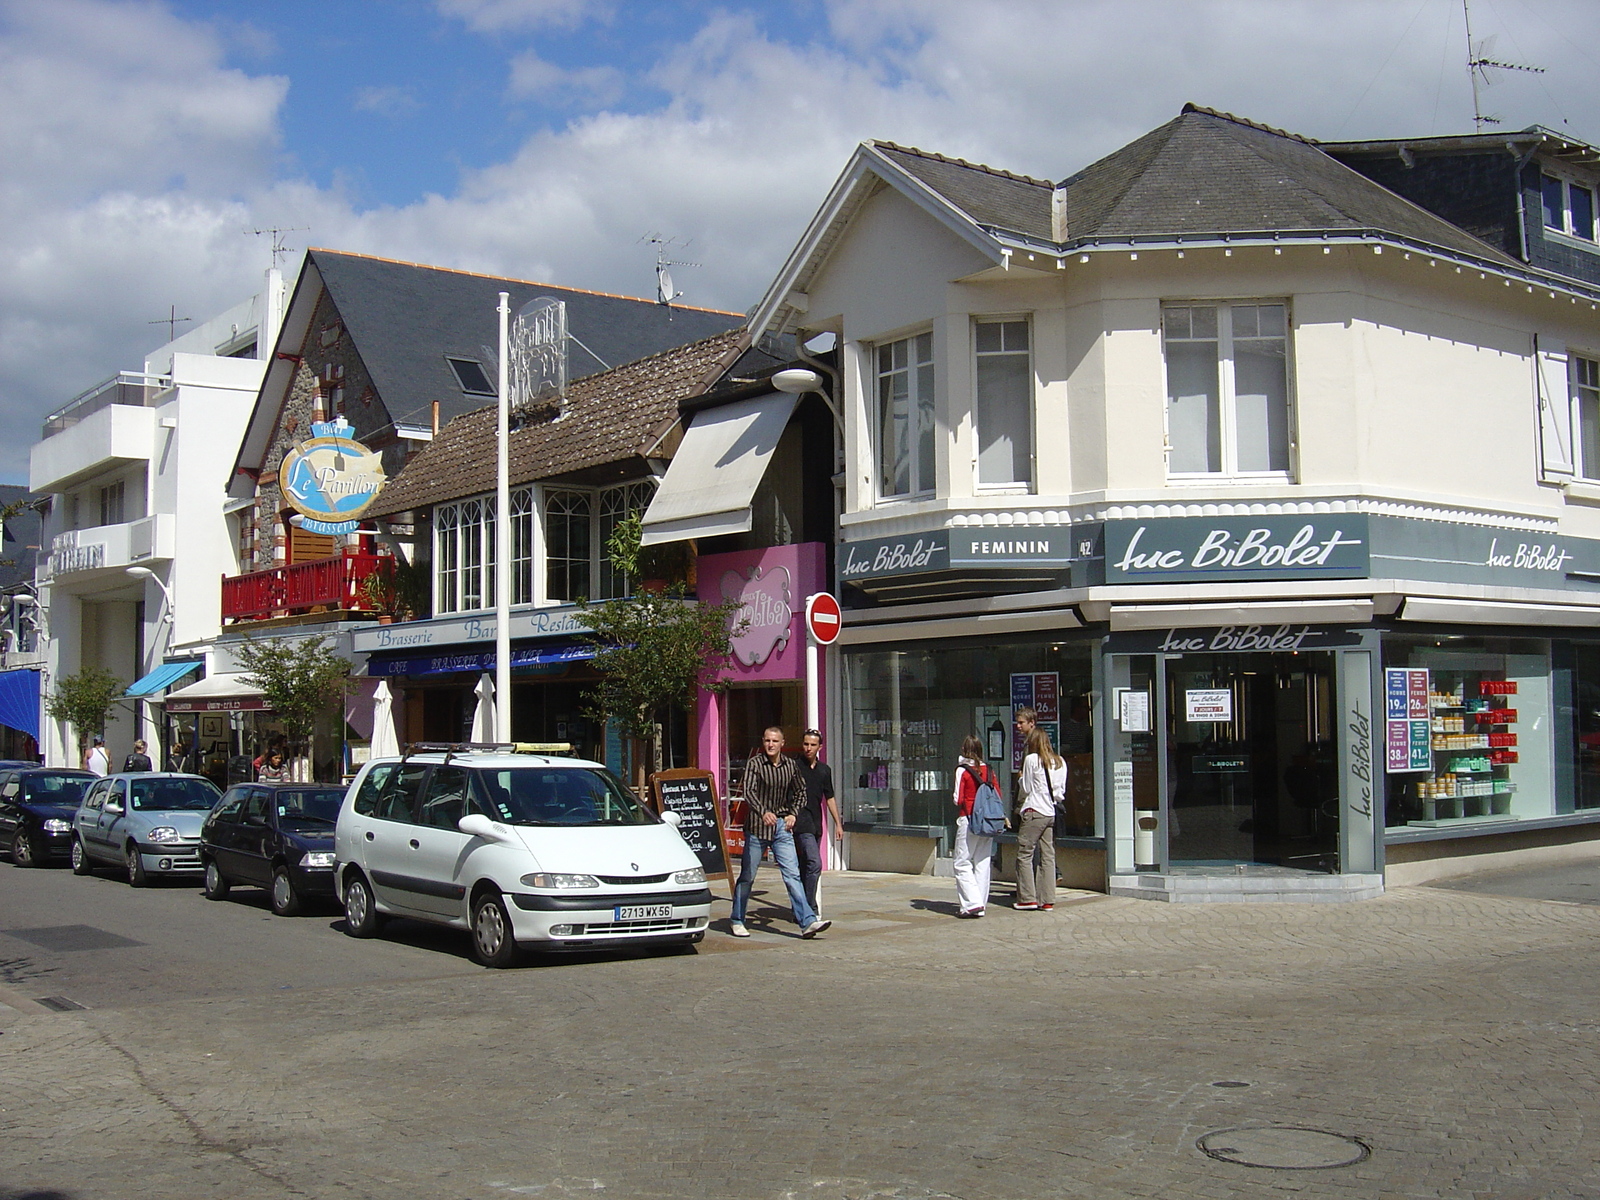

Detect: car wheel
[125, 843, 147, 888]
[470, 891, 519, 968]
[270, 865, 302, 917]
[11, 828, 37, 868]
[70, 837, 93, 876]
[202, 859, 230, 900]
[342, 872, 383, 938]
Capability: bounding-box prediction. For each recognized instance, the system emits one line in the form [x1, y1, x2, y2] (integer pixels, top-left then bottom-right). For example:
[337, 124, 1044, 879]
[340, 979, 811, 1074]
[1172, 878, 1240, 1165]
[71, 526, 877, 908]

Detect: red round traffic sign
[805, 592, 842, 645]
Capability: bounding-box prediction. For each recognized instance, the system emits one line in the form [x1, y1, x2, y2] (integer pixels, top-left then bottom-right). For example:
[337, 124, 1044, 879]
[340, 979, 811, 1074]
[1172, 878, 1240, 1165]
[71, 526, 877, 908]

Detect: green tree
[236, 635, 350, 781]
[44, 666, 124, 762]
[578, 519, 742, 789]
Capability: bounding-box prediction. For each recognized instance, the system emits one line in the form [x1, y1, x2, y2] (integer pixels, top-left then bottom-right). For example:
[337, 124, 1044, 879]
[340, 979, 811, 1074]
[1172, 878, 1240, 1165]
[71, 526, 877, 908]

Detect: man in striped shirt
[729, 726, 831, 939]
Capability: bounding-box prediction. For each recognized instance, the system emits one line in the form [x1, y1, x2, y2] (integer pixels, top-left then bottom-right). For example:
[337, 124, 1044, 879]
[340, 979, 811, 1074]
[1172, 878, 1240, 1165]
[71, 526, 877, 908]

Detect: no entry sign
[805, 592, 842, 645]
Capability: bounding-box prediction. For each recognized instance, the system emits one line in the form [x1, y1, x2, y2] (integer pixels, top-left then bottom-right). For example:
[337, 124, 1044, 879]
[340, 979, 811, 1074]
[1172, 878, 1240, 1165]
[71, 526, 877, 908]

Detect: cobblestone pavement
[4, 868, 1600, 1199]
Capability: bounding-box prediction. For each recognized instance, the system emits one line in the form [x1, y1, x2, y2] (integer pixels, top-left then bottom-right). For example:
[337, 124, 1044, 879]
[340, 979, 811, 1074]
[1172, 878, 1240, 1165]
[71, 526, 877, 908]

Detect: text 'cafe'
[830, 511, 1600, 894]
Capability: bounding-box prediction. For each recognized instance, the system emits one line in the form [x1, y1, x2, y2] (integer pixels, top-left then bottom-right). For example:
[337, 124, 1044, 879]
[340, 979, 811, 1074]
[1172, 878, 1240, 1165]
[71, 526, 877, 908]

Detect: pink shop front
[697, 543, 831, 859]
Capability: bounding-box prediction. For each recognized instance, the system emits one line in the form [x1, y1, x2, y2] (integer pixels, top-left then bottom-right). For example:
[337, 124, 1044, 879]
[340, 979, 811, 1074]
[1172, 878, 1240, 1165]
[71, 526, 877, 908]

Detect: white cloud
[507, 52, 623, 106]
[353, 84, 422, 117]
[5, 0, 1600, 487]
[435, 0, 604, 33]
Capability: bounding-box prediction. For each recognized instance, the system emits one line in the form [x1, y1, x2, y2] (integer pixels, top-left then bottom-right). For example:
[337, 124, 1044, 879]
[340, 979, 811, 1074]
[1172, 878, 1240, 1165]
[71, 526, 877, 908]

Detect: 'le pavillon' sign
[279, 417, 387, 535]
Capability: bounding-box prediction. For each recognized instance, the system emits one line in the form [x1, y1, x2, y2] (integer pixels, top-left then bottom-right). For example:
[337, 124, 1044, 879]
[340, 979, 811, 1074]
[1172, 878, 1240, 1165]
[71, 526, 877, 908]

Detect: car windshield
[276, 789, 344, 826]
[21, 775, 89, 806]
[129, 778, 220, 811]
[476, 767, 656, 827]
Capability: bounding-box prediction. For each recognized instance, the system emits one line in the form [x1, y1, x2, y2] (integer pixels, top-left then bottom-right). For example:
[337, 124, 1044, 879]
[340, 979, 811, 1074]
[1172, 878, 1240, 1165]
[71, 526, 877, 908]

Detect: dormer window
[446, 356, 496, 396]
[1542, 174, 1595, 242]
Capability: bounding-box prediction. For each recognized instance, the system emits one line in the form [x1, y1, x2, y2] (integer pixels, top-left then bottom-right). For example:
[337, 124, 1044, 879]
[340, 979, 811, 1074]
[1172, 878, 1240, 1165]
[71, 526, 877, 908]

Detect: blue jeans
[731, 824, 817, 929]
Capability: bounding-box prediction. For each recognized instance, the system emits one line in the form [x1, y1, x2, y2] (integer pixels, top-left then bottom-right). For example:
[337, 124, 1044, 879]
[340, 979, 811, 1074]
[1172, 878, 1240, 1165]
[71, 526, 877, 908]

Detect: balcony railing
[42, 372, 171, 439]
[222, 553, 387, 623]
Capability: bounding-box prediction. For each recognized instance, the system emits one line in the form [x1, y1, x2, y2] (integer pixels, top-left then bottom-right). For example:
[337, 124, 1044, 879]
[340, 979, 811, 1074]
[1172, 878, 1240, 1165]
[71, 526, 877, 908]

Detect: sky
[5, 0, 1600, 482]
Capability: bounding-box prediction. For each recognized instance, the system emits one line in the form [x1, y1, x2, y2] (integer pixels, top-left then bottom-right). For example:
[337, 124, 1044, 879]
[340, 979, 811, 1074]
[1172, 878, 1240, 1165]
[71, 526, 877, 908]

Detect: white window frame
[544, 479, 658, 604]
[434, 487, 527, 615]
[1161, 299, 1295, 483]
[872, 330, 936, 502]
[1572, 352, 1600, 482]
[1542, 172, 1598, 244]
[972, 315, 1034, 492]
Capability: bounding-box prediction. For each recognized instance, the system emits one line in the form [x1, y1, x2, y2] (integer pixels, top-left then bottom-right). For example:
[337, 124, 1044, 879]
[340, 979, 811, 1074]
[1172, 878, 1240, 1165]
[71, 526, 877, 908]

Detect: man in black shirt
[795, 728, 844, 916]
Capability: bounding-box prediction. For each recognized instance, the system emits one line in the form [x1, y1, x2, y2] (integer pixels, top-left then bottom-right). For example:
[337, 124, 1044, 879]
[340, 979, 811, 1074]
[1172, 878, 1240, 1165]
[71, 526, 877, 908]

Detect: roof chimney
[1051, 183, 1069, 243]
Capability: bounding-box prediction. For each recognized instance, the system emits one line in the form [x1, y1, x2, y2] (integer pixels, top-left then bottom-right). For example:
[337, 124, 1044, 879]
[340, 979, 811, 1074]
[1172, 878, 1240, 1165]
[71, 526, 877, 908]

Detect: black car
[0, 768, 96, 866]
[201, 782, 346, 915]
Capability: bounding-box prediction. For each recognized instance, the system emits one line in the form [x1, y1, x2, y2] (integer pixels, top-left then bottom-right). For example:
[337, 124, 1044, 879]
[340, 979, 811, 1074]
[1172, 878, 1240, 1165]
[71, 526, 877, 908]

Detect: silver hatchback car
[71, 773, 222, 886]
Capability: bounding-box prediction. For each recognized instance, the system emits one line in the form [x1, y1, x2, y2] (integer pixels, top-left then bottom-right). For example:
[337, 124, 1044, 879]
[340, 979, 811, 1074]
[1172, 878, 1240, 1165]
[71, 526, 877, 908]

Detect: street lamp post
[494, 293, 512, 742]
[126, 565, 174, 767]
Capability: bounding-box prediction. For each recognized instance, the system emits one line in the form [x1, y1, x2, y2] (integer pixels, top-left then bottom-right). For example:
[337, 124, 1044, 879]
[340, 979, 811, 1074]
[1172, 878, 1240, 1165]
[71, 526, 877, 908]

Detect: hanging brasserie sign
[278, 417, 386, 535]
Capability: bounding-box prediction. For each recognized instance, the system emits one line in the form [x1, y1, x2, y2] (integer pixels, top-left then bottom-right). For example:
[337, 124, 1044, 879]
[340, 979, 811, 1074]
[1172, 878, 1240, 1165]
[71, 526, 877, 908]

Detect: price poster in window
[1010, 672, 1061, 770]
[1384, 667, 1431, 773]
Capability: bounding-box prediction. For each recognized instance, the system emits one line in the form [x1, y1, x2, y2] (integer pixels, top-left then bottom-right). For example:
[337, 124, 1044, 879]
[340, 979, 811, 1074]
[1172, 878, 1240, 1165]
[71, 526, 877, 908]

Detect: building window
[974, 319, 1032, 487]
[1542, 175, 1596, 242]
[434, 488, 526, 615]
[1575, 355, 1600, 480]
[876, 332, 935, 498]
[597, 481, 655, 599]
[446, 356, 496, 396]
[98, 480, 125, 526]
[545, 490, 591, 603]
[1163, 302, 1291, 477]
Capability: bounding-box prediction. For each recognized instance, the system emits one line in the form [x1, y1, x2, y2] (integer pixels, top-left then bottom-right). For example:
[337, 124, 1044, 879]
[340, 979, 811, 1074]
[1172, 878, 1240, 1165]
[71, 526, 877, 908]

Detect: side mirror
[457, 813, 515, 843]
[105, 802, 123, 816]
[245, 814, 266, 827]
[1, 782, 17, 798]
[661, 809, 682, 828]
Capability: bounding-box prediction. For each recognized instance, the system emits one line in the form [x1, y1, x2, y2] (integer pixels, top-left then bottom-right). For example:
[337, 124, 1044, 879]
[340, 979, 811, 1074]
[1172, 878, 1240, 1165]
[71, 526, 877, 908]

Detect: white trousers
[953, 815, 995, 914]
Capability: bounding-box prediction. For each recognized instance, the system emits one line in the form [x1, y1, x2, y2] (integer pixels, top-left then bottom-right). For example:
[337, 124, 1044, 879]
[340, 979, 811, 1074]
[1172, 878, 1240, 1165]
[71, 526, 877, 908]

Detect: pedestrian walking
[122, 739, 153, 772]
[795, 728, 845, 917]
[1014, 722, 1066, 911]
[256, 749, 289, 783]
[85, 734, 109, 777]
[729, 726, 831, 940]
[952, 734, 999, 918]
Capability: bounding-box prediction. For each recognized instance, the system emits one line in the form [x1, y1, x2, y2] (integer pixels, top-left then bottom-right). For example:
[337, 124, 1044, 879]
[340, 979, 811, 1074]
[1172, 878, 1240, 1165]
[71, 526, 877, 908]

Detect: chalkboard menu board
[649, 768, 734, 887]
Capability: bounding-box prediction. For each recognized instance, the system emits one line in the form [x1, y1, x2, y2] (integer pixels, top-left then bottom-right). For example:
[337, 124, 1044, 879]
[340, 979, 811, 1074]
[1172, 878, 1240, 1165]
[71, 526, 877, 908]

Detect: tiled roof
[873, 142, 1053, 240]
[867, 106, 1521, 266]
[369, 328, 747, 516]
[310, 249, 744, 432]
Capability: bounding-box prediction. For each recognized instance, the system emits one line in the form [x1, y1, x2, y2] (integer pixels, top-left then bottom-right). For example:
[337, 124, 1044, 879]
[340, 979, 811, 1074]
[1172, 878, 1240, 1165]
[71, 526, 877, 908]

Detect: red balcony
[222, 553, 387, 623]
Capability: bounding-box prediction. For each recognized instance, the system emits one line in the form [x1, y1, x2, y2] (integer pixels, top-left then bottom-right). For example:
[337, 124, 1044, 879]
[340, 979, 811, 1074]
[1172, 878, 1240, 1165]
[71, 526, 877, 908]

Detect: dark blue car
[0, 768, 97, 866]
[201, 783, 346, 915]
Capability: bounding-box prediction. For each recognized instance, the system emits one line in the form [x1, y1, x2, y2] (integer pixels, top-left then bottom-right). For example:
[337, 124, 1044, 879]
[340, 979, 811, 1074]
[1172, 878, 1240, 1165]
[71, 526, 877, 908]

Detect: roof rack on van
[400, 741, 574, 767]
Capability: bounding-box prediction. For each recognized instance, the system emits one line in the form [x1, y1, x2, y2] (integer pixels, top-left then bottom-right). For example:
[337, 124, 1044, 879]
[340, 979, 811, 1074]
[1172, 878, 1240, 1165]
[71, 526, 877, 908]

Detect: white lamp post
[125, 566, 174, 642]
[494, 292, 512, 742]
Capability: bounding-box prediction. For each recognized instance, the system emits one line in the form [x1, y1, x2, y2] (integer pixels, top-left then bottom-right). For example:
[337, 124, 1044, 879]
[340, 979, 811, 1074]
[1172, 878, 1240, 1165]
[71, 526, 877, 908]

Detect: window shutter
[1536, 335, 1574, 481]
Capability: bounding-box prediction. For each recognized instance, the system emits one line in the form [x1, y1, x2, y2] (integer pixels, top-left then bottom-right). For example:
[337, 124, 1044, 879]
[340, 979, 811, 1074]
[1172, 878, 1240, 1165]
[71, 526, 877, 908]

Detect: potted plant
[360, 557, 429, 622]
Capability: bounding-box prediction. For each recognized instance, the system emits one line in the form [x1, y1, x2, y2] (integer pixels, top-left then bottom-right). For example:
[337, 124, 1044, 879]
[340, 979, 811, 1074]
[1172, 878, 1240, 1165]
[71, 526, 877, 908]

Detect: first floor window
[1163, 301, 1291, 477]
[435, 487, 530, 614]
[1575, 355, 1600, 480]
[545, 490, 592, 603]
[974, 319, 1032, 487]
[876, 332, 935, 498]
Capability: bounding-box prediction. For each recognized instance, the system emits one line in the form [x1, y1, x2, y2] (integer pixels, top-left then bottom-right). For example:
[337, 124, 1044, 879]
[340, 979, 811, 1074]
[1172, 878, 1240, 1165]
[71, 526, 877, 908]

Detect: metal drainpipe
[1512, 140, 1540, 263]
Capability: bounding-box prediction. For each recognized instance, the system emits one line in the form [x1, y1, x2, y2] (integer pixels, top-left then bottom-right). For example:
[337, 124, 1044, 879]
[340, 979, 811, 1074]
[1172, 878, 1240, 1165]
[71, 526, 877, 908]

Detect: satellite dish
[657, 265, 680, 307]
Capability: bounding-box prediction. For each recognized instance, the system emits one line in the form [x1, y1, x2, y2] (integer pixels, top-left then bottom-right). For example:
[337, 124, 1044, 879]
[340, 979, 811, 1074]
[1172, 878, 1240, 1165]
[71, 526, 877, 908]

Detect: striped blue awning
[124, 660, 201, 698]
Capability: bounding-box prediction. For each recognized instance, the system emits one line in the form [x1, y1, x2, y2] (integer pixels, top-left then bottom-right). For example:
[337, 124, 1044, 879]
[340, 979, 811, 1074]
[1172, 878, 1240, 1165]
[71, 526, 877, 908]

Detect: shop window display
[1383, 636, 1552, 828]
[841, 639, 1096, 847]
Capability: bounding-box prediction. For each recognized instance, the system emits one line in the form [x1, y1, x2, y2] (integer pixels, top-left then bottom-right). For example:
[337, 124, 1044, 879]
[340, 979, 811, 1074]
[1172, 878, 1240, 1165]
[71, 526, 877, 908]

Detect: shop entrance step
[1107, 871, 1385, 903]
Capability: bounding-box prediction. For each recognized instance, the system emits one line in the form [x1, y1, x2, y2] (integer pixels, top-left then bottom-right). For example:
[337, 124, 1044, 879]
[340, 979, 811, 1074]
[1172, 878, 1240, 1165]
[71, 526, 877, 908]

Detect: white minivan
[333, 748, 712, 966]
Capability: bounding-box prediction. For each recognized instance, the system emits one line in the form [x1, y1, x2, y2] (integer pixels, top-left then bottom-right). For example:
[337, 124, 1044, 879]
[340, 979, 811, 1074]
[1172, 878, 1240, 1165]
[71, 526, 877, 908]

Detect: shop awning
[640, 391, 799, 546]
[124, 660, 201, 698]
[367, 641, 596, 678]
[161, 672, 270, 713]
[0, 668, 40, 740]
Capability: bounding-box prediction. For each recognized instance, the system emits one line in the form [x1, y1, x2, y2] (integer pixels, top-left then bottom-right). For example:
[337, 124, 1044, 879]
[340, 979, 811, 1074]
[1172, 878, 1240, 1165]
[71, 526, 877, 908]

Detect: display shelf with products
[1406, 676, 1519, 822]
[848, 710, 950, 825]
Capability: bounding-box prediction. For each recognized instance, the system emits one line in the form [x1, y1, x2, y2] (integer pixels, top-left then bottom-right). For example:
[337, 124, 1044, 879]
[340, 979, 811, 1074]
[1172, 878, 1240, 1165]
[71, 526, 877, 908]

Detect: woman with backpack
[1015, 725, 1067, 911]
[952, 734, 1001, 918]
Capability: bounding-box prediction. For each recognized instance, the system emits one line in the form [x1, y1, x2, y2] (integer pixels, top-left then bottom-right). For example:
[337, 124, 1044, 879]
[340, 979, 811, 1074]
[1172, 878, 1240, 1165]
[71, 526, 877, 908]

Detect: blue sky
[3, 0, 1600, 482]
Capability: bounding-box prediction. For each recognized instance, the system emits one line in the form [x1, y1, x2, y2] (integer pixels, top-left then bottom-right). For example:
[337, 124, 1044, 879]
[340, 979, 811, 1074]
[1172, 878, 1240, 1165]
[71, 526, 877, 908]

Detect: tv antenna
[1464, 0, 1543, 130]
[641, 234, 699, 314]
[247, 225, 309, 269]
[148, 305, 194, 342]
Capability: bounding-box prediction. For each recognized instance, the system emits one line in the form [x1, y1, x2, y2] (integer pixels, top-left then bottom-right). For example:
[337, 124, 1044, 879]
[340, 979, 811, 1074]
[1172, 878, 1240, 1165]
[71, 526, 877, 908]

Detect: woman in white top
[1015, 725, 1065, 910]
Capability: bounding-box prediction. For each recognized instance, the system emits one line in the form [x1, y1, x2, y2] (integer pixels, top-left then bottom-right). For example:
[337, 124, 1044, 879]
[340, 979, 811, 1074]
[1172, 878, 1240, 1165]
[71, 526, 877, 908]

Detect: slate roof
[369, 327, 747, 517]
[310, 249, 744, 431]
[870, 106, 1521, 266]
[0, 486, 40, 592]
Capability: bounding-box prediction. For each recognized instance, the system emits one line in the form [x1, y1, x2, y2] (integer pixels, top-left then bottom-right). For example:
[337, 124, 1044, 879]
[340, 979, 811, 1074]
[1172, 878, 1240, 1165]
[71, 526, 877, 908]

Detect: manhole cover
[1198, 1126, 1371, 1170]
[2, 925, 143, 952]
